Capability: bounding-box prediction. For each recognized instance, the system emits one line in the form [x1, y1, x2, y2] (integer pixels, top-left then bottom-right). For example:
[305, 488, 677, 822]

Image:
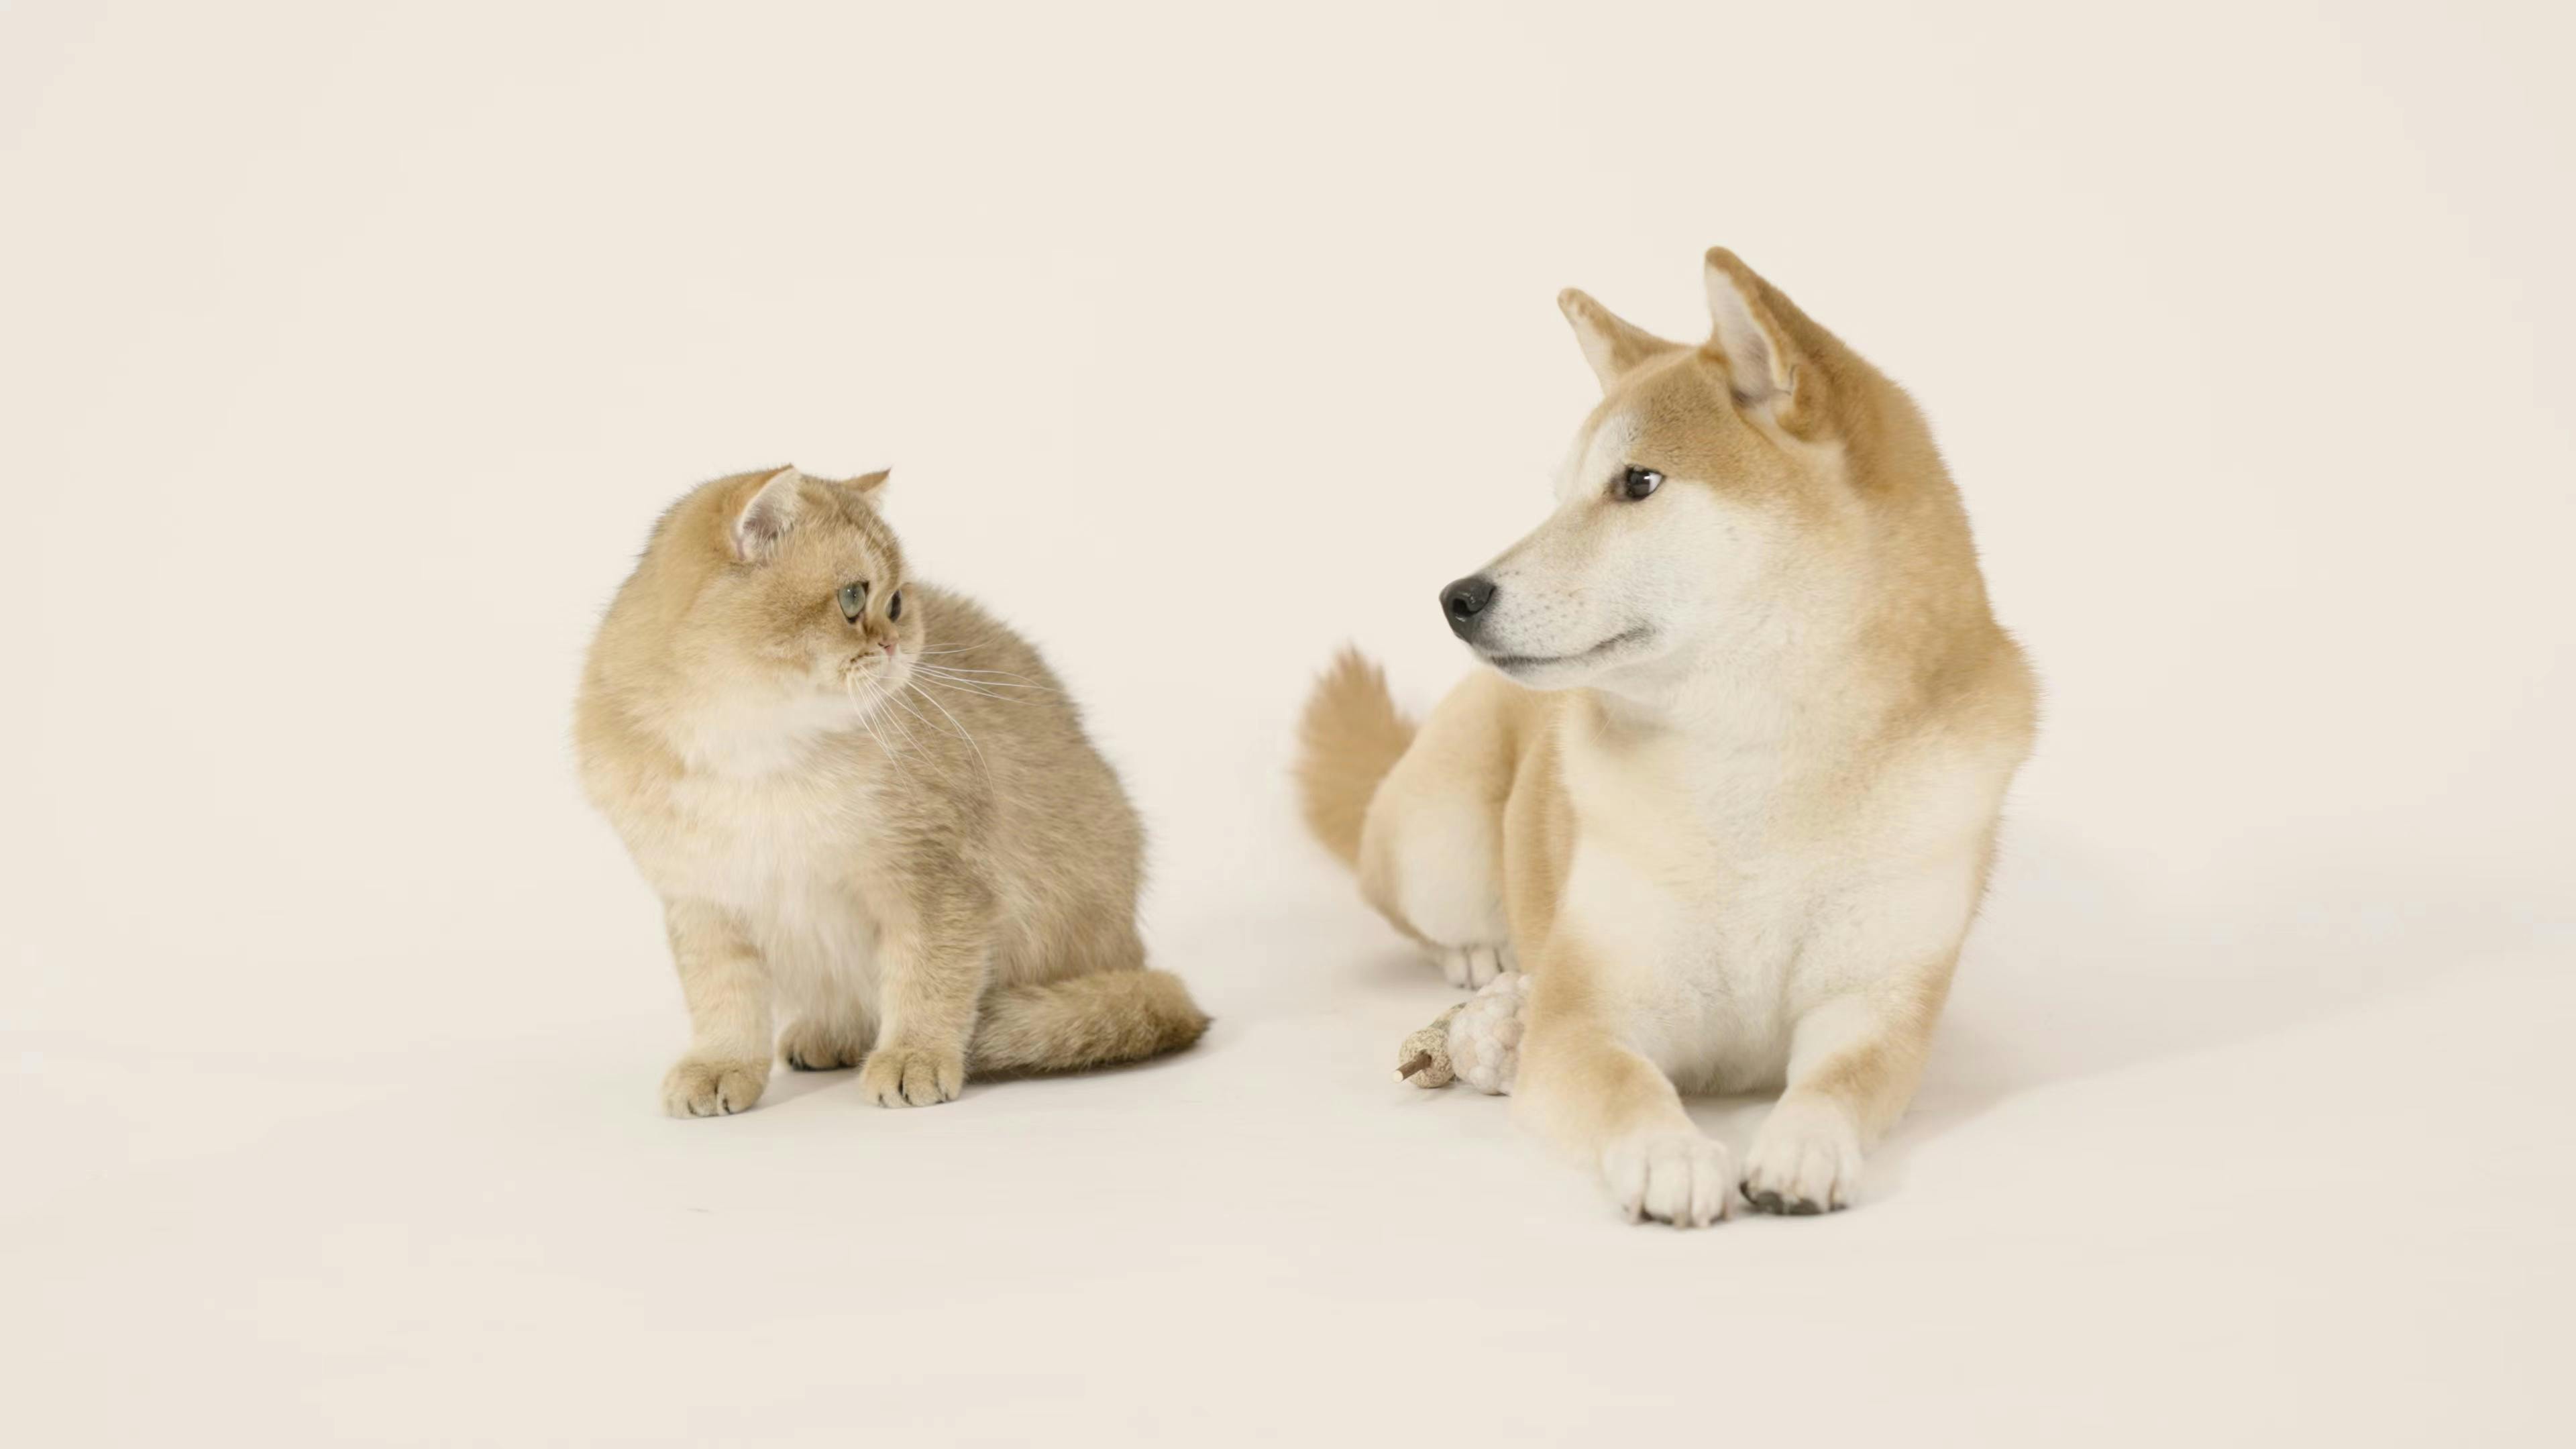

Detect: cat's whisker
[914, 661, 1049, 682]
[912, 678, 1040, 698]
[864, 672, 930, 761]
[912, 665, 1055, 694]
[841, 672, 890, 756]
[912, 674, 1034, 705]
[907, 679, 989, 777]
[906, 651, 1052, 684]
[879, 673, 940, 733]
[845, 667, 914, 764]
[875, 705, 926, 763]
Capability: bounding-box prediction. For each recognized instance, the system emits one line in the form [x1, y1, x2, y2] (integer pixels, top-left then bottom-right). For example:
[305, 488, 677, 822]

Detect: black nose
[1440, 576, 1497, 640]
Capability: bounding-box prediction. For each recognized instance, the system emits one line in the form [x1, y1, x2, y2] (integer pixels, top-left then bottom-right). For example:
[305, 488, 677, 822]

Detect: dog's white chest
[1554, 739, 1855, 1081]
[1551, 719, 1994, 1090]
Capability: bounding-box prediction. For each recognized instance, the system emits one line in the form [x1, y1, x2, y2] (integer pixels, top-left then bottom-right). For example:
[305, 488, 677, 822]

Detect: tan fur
[1293, 647, 1417, 869]
[1497, 704, 1576, 955]
[576, 466, 1206, 1116]
[1301, 250, 2037, 1224]
[971, 969, 1210, 1074]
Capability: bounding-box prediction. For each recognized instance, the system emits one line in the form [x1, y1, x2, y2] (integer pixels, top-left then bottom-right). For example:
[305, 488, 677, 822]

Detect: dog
[1297, 248, 2036, 1226]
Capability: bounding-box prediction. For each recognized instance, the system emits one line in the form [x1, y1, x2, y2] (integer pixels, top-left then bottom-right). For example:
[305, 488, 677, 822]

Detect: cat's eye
[1618, 466, 1664, 501]
[888, 589, 905, 622]
[837, 582, 868, 623]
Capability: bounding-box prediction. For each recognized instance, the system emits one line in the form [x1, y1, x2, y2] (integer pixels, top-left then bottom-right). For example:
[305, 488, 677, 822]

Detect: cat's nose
[1440, 576, 1497, 640]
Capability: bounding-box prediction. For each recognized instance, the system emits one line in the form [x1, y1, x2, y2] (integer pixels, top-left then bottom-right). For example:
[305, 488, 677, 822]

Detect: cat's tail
[971, 969, 1210, 1073]
[1293, 647, 1415, 869]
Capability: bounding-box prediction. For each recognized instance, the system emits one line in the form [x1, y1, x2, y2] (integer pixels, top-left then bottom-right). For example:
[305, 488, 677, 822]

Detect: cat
[574, 464, 1207, 1115]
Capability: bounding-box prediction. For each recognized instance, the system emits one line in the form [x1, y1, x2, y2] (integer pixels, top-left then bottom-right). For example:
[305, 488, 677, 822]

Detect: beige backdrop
[5, 2, 2569, 1444]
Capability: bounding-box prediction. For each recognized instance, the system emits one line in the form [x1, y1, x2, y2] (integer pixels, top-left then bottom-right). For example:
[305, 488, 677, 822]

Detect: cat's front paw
[780, 1014, 873, 1071]
[859, 1043, 964, 1108]
[662, 1057, 770, 1118]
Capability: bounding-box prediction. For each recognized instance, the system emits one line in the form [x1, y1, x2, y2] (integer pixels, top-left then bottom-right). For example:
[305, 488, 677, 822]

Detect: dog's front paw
[1740, 1097, 1862, 1214]
[859, 1043, 964, 1108]
[662, 1057, 770, 1118]
[1602, 1130, 1735, 1228]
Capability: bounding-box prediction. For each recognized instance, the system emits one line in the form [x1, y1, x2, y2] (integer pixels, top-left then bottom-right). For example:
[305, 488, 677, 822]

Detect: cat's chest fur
[621, 728, 889, 987]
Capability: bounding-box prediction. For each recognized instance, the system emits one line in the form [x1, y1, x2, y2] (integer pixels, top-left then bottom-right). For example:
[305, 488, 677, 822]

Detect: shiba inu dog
[1297, 249, 2035, 1226]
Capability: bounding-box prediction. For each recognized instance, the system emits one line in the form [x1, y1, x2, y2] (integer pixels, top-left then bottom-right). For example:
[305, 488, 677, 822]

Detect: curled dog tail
[1295, 647, 1416, 869]
[971, 969, 1210, 1073]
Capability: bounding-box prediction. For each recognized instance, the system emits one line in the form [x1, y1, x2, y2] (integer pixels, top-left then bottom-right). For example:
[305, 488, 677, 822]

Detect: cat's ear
[843, 468, 890, 498]
[731, 466, 804, 562]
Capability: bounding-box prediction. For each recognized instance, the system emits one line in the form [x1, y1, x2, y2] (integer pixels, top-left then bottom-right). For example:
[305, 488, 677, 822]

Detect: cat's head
[647, 465, 926, 724]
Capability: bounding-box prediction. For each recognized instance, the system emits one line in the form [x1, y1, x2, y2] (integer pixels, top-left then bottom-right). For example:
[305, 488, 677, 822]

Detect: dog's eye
[837, 582, 868, 622]
[888, 589, 905, 622]
[1619, 466, 1664, 501]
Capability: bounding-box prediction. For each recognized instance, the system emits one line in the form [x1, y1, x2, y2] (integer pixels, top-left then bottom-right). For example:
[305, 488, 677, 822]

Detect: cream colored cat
[575, 465, 1207, 1116]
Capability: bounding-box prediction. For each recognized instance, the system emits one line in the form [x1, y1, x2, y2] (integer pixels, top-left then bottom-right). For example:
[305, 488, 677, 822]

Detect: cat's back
[904, 584, 1142, 857]
[909, 585, 1061, 690]
[907, 586, 1114, 767]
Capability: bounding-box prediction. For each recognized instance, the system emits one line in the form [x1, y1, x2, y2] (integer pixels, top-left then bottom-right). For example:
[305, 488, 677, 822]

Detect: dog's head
[1442, 248, 1866, 694]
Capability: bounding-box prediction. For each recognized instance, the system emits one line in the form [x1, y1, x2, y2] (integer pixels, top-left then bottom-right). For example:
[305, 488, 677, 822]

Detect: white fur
[1472, 400, 1807, 691]
[1542, 686, 2000, 1092]
[1703, 265, 1790, 405]
[1386, 801, 1507, 955]
[1601, 1129, 1733, 1228]
[1739, 1093, 1864, 1211]
[618, 698, 895, 1028]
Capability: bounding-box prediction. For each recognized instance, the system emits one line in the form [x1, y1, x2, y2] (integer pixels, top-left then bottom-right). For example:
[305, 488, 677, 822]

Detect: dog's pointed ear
[1558, 288, 1679, 389]
[1702, 248, 1819, 431]
[731, 466, 805, 562]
